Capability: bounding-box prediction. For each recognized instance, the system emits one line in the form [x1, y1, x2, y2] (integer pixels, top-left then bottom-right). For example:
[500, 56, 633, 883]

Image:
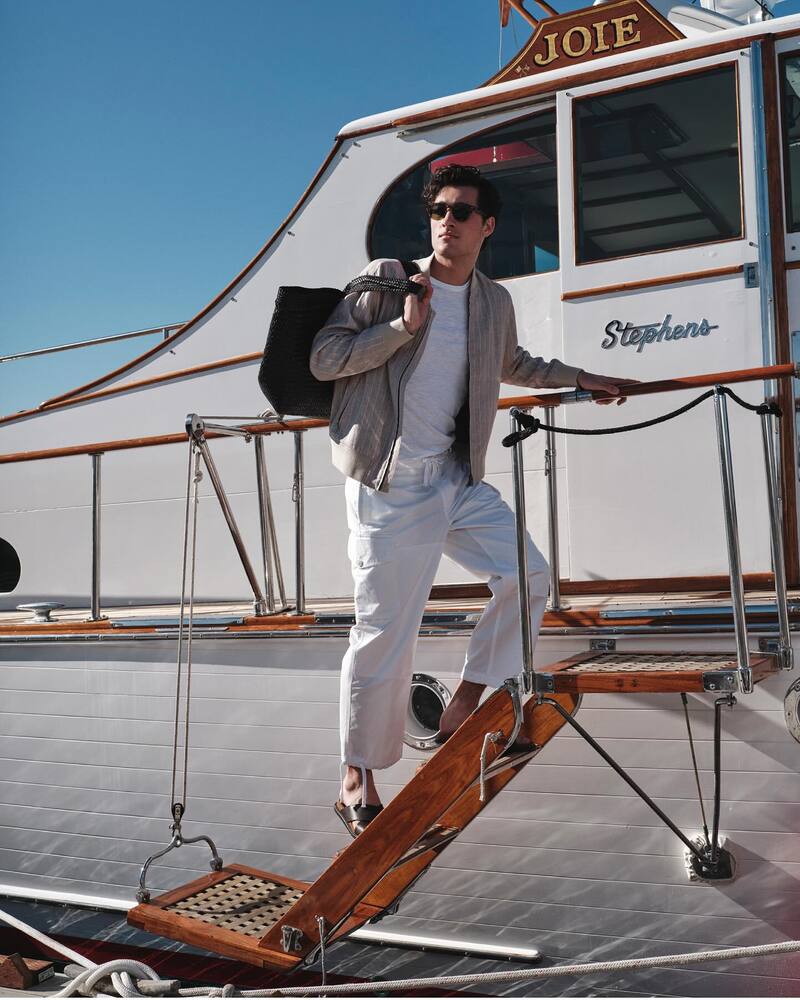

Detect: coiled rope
[502, 385, 782, 448]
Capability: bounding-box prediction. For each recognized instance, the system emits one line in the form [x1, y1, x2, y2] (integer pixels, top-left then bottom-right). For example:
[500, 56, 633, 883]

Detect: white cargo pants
[341, 449, 549, 770]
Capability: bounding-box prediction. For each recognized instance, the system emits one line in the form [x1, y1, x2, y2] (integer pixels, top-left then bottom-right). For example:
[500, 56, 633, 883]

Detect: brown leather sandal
[334, 799, 383, 838]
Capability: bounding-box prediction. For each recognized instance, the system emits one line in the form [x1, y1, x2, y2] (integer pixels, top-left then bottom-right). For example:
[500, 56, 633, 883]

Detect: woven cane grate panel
[565, 652, 739, 673]
[166, 872, 304, 938]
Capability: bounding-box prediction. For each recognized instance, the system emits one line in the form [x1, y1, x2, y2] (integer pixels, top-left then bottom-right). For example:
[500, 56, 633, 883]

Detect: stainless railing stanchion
[544, 405, 567, 611]
[760, 409, 793, 669]
[713, 387, 752, 693]
[90, 453, 103, 620]
[293, 431, 306, 615]
[510, 408, 535, 694]
[194, 436, 268, 617]
[254, 435, 277, 613]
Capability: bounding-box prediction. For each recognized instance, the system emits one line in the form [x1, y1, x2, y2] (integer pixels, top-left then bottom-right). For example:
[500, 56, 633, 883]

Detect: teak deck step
[128, 688, 578, 970]
[537, 650, 778, 694]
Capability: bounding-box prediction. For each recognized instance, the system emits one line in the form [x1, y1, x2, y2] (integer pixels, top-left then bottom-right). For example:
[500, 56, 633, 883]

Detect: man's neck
[429, 254, 476, 286]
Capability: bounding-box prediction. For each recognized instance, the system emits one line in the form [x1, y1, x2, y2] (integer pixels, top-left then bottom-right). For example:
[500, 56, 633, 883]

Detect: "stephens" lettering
[601, 314, 719, 354]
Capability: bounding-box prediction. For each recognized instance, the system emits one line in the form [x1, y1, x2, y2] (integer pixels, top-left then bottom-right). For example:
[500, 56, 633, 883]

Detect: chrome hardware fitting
[17, 602, 64, 623]
[281, 926, 304, 953]
[591, 638, 617, 652]
[743, 262, 759, 288]
[702, 671, 738, 693]
[784, 678, 800, 744]
[535, 673, 556, 693]
[684, 835, 736, 883]
[405, 673, 451, 751]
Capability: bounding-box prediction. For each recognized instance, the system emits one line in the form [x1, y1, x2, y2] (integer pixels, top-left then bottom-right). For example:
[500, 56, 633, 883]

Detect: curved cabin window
[0, 538, 20, 593]
[782, 54, 800, 233]
[574, 65, 742, 264]
[370, 110, 559, 280]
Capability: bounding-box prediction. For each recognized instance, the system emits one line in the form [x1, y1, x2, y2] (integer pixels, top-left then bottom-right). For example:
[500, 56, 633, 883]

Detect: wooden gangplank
[128, 687, 578, 969]
[128, 649, 780, 969]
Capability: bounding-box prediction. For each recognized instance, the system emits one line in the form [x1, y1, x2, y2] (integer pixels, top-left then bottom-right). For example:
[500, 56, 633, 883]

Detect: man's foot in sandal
[334, 799, 383, 838]
[337, 764, 382, 837]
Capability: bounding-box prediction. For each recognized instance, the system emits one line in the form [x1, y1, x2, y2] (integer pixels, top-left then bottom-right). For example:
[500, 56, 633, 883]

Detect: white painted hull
[2, 630, 799, 994]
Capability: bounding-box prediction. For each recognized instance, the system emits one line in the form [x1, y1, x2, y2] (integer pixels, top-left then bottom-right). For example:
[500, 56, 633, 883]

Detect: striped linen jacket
[310, 253, 582, 492]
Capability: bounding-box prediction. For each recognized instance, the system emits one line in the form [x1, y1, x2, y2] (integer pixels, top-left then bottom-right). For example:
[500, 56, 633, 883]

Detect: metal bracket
[535, 673, 556, 693]
[702, 670, 738, 693]
[684, 835, 736, 882]
[281, 926, 304, 953]
[590, 638, 616, 652]
[760, 636, 794, 670]
[743, 262, 759, 288]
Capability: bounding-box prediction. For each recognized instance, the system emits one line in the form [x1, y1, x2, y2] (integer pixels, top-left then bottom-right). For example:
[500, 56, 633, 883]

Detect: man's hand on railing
[576, 371, 637, 405]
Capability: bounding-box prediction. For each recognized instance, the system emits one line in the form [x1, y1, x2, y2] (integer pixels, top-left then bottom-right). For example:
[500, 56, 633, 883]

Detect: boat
[2, 0, 800, 992]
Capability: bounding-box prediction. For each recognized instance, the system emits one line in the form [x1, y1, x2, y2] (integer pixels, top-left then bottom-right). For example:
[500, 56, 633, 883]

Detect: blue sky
[0, 0, 552, 415]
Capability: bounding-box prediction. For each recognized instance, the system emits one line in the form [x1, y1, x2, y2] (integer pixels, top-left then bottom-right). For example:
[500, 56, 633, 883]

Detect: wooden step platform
[537, 650, 779, 694]
[128, 688, 578, 970]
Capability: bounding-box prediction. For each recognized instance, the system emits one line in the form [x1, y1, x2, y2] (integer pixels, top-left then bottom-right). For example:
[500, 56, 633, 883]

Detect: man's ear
[483, 216, 496, 238]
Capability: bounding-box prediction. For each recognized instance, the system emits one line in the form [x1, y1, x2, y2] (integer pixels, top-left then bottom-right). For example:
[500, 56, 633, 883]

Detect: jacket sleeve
[310, 261, 414, 381]
[501, 295, 583, 389]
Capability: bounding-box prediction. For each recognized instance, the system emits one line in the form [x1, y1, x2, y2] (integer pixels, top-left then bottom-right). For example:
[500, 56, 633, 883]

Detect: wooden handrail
[499, 362, 799, 410]
[0, 364, 795, 465]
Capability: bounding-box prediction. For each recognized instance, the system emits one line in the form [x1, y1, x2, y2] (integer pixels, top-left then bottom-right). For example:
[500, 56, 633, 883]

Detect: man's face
[429, 184, 495, 263]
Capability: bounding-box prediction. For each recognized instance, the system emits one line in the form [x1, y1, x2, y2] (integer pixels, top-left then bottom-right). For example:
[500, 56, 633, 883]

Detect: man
[311, 164, 628, 836]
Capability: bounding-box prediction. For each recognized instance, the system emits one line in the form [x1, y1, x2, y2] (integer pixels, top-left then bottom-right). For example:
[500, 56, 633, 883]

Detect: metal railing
[0, 323, 185, 365]
[2, 362, 798, 630]
[183, 414, 296, 617]
[507, 365, 798, 696]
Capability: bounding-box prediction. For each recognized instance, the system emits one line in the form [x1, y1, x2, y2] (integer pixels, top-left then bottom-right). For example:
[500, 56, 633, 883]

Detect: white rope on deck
[204, 939, 800, 997]
[4, 905, 800, 997]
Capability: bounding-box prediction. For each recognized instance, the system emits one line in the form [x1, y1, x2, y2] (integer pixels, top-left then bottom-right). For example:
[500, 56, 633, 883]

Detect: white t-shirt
[398, 275, 470, 460]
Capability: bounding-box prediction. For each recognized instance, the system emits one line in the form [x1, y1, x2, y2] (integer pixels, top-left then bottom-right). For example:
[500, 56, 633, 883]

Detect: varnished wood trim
[2, 140, 343, 420]
[362, 693, 577, 912]
[550, 652, 776, 694]
[431, 572, 775, 601]
[561, 264, 743, 300]
[763, 39, 798, 584]
[497, 362, 798, 409]
[0, 353, 264, 427]
[342, 33, 770, 139]
[0, 416, 328, 465]
[42, 354, 261, 411]
[787, 260, 800, 270]
[775, 26, 800, 41]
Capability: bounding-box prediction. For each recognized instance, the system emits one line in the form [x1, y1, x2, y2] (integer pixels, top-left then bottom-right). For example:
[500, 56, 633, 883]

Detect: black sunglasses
[427, 201, 486, 222]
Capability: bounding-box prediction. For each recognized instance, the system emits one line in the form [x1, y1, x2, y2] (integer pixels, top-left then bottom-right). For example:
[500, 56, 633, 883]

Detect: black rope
[502, 385, 781, 448]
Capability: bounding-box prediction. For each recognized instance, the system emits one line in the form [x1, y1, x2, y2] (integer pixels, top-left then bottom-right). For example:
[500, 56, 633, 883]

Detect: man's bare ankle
[342, 766, 380, 807]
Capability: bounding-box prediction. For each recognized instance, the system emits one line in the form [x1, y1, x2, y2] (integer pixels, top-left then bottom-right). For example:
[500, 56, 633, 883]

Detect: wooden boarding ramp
[128, 647, 779, 970]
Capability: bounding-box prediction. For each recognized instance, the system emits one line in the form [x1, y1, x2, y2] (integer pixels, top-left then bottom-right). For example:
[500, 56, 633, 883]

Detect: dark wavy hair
[422, 163, 502, 222]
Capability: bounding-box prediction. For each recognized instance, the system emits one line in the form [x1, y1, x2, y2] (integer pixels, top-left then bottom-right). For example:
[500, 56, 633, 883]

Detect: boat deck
[0, 587, 797, 638]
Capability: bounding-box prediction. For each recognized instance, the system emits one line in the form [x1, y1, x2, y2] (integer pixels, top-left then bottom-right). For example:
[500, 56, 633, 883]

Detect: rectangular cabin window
[783, 55, 800, 233]
[370, 110, 559, 281]
[574, 65, 742, 264]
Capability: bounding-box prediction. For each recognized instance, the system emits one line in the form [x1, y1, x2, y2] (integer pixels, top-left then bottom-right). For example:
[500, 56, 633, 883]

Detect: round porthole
[404, 673, 451, 752]
[0, 538, 20, 593]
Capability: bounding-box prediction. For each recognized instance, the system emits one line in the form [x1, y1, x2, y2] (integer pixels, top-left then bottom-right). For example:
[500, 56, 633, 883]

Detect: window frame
[779, 49, 800, 237]
[570, 60, 745, 268]
[365, 100, 560, 283]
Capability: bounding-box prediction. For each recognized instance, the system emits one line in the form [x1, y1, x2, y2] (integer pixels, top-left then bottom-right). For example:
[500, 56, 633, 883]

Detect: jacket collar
[415, 252, 487, 288]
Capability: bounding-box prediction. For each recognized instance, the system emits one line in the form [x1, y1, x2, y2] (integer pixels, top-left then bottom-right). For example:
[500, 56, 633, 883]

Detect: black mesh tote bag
[258, 260, 421, 419]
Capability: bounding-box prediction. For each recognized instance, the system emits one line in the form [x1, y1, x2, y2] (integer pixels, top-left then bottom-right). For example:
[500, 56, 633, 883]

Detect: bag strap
[342, 259, 424, 299]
